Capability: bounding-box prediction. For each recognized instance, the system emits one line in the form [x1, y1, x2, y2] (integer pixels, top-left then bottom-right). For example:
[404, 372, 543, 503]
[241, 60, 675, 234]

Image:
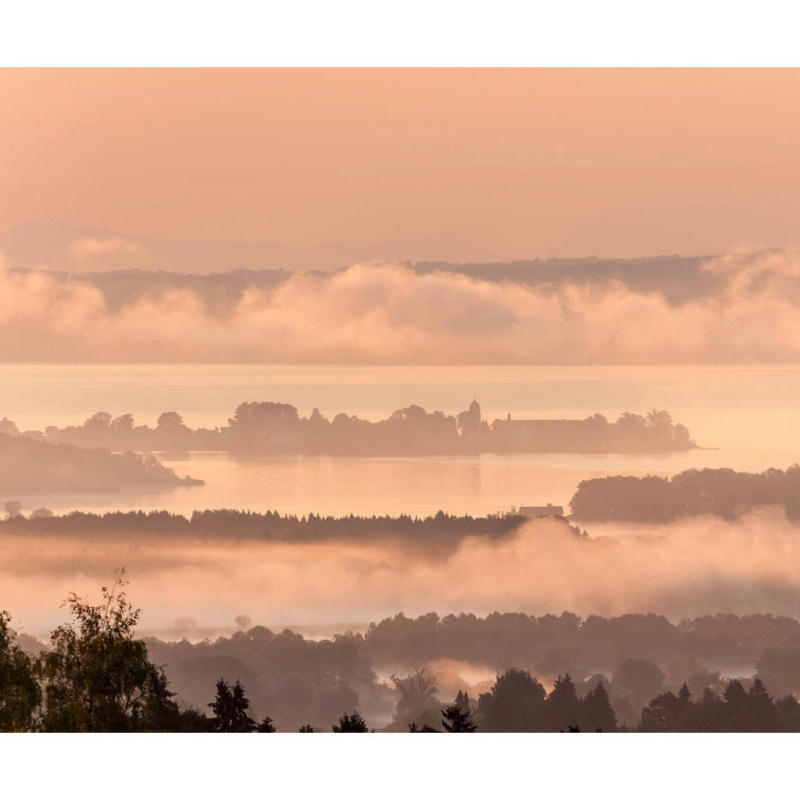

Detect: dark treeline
[146, 610, 800, 729]
[638, 677, 800, 732]
[145, 625, 392, 731]
[0, 431, 201, 494]
[359, 610, 800, 671]
[570, 466, 800, 523]
[395, 668, 800, 733]
[5, 400, 695, 456]
[0, 508, 541, 549]
[412, 255, 717, 305]
[5, 587, 800, 732]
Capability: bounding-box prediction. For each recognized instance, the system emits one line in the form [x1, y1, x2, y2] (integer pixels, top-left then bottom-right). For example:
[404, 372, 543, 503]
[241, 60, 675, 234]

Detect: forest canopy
[6, 591, 800, 733]
[570, 466, 800, 523]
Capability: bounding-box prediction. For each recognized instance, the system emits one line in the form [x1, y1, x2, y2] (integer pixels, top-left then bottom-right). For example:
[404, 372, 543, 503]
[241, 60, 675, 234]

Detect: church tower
[458, 398, 482, 438]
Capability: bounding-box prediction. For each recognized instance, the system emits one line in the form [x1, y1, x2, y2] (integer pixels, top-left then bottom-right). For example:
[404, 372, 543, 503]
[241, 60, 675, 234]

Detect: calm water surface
[2, 363, 799, 516]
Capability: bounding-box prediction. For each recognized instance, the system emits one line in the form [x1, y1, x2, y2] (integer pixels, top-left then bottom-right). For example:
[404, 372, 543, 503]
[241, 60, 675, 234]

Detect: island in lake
[3, 400, 696, 456]
[0, 432, 203, 494]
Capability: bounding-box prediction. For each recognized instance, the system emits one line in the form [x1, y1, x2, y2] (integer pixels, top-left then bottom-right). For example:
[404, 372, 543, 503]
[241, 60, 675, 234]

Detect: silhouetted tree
[639, 681, 692, 733]
[640, 690, 683, 732]
[36, 573, 178, 732]
[441, 696, 477, 732]
[745, 677, 780, 732]
[332, 710, 369, 732]
[454, 689, 470, 712]
[256, 715, 276, 732]
[173, 707, 215, 732]
[722, 679, 749, 731]
[298, 723, 315, 732]
[579, 681, 617, 732]
[683, 686, 726, 732]
[546, 674, 580, 731]
[209, 678, 256, 732]
[0, 611, 41, 731]
[408, 721, 438, 732]
[477, 668, 547, 731]
[776, 695, 800, 732]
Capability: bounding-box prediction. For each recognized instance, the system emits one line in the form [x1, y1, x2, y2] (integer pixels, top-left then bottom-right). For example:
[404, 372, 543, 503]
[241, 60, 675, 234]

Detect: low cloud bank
[3, 245, 800, 363]
[3, 510, 800, 635]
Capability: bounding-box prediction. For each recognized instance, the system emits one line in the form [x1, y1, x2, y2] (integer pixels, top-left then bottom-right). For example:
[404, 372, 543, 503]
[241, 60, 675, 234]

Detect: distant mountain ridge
[1, 222, 720, 306]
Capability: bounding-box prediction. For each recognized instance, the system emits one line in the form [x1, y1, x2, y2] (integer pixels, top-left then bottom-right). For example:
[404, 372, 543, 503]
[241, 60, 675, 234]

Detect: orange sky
[2, 68, 800, 258]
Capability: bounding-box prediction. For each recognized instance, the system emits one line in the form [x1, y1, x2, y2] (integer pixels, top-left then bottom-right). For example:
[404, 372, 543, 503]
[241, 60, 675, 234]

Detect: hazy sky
[2, 68, 800, 259]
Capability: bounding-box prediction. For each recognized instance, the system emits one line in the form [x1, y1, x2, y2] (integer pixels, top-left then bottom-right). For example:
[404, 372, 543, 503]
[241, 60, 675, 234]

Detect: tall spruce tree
[332, 710, 369, 732]
[209, 678, 256, 732]
[546, 674, 580, 732]
[441, 693, 477, 732]
[579, 681, 617, 732]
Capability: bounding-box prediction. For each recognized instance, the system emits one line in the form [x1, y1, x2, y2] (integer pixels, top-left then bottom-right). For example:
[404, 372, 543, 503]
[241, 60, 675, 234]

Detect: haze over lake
[3, 363, 799, 516]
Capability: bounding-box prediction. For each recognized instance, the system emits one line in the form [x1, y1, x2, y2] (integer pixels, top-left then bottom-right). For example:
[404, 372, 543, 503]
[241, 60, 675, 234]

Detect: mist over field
[4, 246, 800, 364]
[5, 511, 800, 637]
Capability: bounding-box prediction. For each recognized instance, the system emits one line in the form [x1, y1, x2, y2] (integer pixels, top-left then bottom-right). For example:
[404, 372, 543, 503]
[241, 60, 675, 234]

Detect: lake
[2, 363, 800, 516]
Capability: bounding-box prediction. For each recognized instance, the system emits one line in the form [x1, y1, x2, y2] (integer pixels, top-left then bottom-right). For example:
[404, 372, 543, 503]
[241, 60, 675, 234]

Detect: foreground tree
[579, 681, 617, 732]
[477, 668, 547, 731]
[36, 573, 179, 732]
[441, 693, 477, 732]
[640, 689, 685, 732]
[546, 674, 580, 732]
[0, 612, 41, 731]
[172, 707, 215, 732]
[209, 679, 256, 732]
[408, 721, 438, 732]
[333, 710, 369, 732]
[776, 695, 800, 732]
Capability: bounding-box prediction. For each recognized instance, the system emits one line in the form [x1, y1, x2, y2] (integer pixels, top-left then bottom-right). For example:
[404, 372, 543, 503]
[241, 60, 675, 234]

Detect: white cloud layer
[3, 245, 800, 363]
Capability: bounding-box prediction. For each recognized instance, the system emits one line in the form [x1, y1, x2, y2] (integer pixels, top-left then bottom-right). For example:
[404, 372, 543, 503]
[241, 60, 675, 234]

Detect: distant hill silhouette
[570, 466, 800, 523]
[1, 222, 715, 303]
[0, 432, 202, 494]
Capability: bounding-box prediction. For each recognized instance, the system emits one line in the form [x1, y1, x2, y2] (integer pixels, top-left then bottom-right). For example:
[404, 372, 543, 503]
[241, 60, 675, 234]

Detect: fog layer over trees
[3, 510, 800, 625]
